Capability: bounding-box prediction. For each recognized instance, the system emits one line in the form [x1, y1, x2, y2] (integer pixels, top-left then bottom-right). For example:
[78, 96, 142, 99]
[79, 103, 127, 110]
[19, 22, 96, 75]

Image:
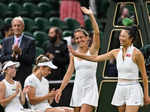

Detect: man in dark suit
[0, 16, 36, 87]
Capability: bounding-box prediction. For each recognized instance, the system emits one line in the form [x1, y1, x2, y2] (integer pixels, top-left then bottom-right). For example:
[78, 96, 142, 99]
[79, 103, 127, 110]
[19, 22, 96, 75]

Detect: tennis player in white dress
[55, 7, 100, 112]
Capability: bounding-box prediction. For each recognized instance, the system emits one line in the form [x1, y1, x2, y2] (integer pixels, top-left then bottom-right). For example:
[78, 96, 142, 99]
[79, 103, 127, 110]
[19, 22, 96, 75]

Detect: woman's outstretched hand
[55, 89, 62, 103]
[144, 96, 150, 105]
[81, 7, 93, 15]
[68, 46, 77, 56]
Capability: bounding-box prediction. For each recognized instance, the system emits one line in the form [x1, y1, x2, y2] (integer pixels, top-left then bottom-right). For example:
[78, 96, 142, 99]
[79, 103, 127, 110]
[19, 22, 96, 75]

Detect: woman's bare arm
[0, 82, 18, 107]
[81, 7, 100, 55]
[135, 50, 150, 104]
[69, 46, 116, 62]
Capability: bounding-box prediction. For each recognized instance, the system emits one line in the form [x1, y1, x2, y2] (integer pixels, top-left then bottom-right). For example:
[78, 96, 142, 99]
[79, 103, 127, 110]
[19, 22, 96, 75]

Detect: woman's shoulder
[133, 47, 143, 57]
[0, 80, 5, 89]
[26, 74, 34, 80]
[24, 74, 36, 84]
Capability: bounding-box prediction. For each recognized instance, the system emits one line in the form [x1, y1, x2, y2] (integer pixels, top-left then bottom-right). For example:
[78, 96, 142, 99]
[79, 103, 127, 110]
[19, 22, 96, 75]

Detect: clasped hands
[12, 44, 22, 58]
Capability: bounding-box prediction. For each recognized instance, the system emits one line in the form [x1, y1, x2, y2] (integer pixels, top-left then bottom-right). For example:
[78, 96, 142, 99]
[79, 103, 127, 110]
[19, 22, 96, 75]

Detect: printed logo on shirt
[126, 54, 131, 57]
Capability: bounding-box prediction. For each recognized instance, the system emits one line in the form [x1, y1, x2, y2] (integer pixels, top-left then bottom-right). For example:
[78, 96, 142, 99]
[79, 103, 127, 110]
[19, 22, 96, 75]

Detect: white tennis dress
[3, 79, 24, 112]
[70, 51, 99, 107]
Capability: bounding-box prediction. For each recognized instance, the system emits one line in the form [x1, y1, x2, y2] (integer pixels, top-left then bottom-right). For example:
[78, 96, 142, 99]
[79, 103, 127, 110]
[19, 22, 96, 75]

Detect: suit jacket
[0, 34, 36, 86]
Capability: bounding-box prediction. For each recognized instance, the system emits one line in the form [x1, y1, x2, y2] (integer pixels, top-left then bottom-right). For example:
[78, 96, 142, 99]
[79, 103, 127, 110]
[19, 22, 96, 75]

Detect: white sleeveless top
[74, 50, 97, 86]
[70, 50, 99, 107]
[3, 79, 23, 112]
[116, 45, 139, 79]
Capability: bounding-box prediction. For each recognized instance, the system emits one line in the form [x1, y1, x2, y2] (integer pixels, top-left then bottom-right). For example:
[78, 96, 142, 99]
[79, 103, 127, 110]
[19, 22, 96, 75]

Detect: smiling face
[119, 30, 133, 47]
[12, 19, 24, 37]
[74, 31, 89, 48]
[5, 65, 16, 78]
[40, 66, 51, 77]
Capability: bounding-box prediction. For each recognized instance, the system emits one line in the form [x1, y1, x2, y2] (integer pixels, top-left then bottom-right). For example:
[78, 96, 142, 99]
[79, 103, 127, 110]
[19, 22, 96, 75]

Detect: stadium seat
[21, 0, 33, 3]
[23, 17, 39, 32]
[33, 31, 48, 48]
[0, 3, 13, 18]
[35, 46, 44, 58]
[45, 0, 59, 17]
[64, 18, 81, 31]
[46, 0, 55, 3]
[84, 18, 92, 32]
[23, 31, 33, 37]
[38, 2, 53, 17]
[84, 17, 103, 32]
[46, 0, 59, 9]
[62, 30, 73, 38]
[42, 40, 49, 51]
[34, 17, 50, 32]
[0, 19, 5, 29]
[22, 2, 42, 18]
[4, 17, 13, 25]
[0, 0, 9, 4]
[49, 17, 68, 30]
[8, 2, 28, 17]
[26, 0, 43, 4]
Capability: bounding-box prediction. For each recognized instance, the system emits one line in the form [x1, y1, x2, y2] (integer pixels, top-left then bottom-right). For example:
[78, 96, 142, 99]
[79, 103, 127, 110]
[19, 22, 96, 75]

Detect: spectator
[44, 27, 69, 81]
[0, 23, 14, 54]
[24, 55, 73, 112]
[0, 23, 13, 39]
[117, 7, 129, 25]
[60, 0, 85, 26]
[0, 23, 14, 81]
[0, 16, 36, 87]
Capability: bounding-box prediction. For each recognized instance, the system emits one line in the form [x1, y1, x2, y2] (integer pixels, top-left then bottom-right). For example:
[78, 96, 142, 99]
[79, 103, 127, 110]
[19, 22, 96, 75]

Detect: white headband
[3, 61, 20, 71]
[37, 61, 57, 69]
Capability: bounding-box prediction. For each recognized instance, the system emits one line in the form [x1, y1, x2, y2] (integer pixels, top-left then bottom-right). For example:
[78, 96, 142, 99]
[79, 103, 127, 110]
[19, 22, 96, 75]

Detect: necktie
[15, 38, 20, 46]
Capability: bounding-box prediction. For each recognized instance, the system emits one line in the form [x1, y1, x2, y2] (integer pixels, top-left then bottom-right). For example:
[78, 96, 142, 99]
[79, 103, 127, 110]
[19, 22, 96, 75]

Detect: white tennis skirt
[111, 81, 144, 106]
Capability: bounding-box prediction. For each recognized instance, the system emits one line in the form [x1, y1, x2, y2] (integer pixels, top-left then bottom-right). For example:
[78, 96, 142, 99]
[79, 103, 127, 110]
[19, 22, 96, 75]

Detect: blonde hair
[32, 55, 50, 72]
